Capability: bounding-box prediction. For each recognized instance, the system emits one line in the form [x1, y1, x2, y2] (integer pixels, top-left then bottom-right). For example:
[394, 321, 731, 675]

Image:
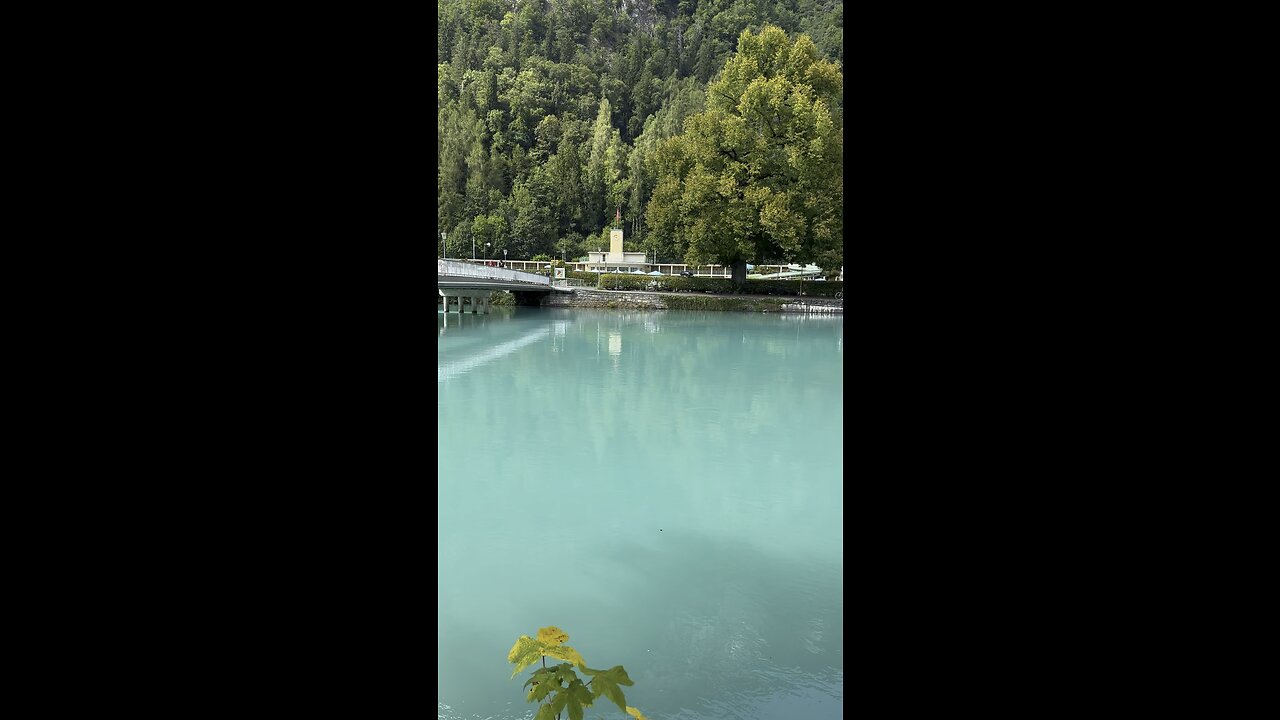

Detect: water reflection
[437, 319, 551, 383]
[594, 532, 843, 718]
[438, 307, 842, 720]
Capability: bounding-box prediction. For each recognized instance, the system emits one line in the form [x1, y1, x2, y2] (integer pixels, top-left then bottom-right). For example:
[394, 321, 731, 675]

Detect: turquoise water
[439, 308, 843, 719]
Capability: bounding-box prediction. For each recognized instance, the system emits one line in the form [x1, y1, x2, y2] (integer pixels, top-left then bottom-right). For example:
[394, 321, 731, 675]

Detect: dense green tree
[646, 25, 842, 284]
[555, 231, 586, 262]
[628, 77, 706, 258]
[604, 131, 630, 221]
[510, 180, 555, 258]
[471, 213, 507, 257]
[585, 97, 614, 228]
[438, 104, 472, 235]
[548, 136, 585, 235]
[437, 0, 842, 268]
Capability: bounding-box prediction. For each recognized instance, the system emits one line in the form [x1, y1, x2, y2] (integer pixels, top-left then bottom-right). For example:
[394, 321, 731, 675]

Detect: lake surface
[439, 307, 843, 719]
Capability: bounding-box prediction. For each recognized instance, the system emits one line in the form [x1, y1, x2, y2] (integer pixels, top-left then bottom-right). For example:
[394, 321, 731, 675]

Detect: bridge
[438, 259, 571, 313]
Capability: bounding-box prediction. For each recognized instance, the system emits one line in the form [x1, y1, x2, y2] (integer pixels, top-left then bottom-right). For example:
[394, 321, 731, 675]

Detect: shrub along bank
[478, 272, 842, 311]
[484, 290, 829, 313]
[460, 268, 839, 298]
[598, 273, 842, 297]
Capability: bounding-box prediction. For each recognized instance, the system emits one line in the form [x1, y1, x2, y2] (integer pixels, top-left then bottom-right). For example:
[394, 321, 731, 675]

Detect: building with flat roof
[586, 211, 647, 273]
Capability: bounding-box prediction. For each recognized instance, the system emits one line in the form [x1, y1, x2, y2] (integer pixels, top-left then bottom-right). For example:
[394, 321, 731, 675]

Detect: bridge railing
[438, 259, 550, 286]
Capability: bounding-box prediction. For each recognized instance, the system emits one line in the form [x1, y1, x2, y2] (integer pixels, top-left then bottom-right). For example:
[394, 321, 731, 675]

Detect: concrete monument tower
[586, 208, 648, 273]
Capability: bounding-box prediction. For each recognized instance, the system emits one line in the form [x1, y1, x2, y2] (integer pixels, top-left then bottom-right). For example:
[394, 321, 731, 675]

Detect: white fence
[438, 259, 550, 286]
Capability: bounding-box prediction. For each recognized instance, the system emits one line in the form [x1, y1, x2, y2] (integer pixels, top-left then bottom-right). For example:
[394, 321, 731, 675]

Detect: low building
[585, 218, 647, 273]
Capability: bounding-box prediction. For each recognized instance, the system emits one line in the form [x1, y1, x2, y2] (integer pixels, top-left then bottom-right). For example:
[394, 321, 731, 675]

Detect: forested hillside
[438, 0, 843, 270]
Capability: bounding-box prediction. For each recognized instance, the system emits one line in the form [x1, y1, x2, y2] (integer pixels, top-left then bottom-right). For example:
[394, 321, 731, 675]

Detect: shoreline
[538, 287, 841, 313]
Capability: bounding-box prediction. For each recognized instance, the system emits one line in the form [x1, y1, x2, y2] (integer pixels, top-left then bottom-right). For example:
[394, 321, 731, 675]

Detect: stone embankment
[538, 288, 842, 313]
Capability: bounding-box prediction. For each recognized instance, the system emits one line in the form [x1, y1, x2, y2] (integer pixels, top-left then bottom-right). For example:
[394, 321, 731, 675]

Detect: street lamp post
[486, 242, 491, 263]
[503, 249, 507, 268]
[441, 231, 447, 259]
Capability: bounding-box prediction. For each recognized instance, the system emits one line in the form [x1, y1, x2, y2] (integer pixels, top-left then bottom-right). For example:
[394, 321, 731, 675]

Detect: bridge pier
[439, 290, 491, 315]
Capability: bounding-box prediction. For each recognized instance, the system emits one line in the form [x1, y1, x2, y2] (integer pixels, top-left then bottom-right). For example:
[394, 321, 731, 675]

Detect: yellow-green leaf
[552, 663, 580, 687]
[523, 667, 551, 690]
[508, 635, 544, 678]
[525, 667, 557, 702]
[537, 626, 570, 646]
[542, 643, 586, 668]
[583, 665, 632, 712]
[591, 676, 627, 712]
[551, 687, 569, 715]
[626, 706, 647, 720]
[508, 635, 534, 663]
[583, 665, 634, 686]
[563, 679, 594, 720]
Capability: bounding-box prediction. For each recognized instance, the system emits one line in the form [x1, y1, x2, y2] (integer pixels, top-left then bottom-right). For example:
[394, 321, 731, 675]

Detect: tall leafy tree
[585, 97, 614, 230]
[631, 77, 706, 257]
[471, 212, 507, 257]
[548, 135, 585, 235]
[646, 24, 842, 283]
[437, 1, 841, 265]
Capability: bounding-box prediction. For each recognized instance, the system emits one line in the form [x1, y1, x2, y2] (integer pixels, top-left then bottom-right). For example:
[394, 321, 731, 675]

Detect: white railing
[438, 259, 550, 286]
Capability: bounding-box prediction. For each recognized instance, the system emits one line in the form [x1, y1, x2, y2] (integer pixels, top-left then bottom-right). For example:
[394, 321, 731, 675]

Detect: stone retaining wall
[540, 289, 842, 313]
[543, 289, 667, 309]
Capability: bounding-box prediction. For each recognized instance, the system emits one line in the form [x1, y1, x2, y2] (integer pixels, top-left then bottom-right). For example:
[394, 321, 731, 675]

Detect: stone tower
[610, 208, 623, 256]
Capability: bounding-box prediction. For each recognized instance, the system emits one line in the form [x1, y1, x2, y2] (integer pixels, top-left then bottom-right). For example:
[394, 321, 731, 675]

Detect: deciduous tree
[646, 24, 842, 285]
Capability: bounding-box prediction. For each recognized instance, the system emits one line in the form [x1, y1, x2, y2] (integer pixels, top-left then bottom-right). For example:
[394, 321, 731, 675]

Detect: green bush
[683, 276, 736, 293]
[742, 279, 844, 298]
[600, 274, 672, 291]
[597, 274, 728, 293]
[489, 291, 516, 306]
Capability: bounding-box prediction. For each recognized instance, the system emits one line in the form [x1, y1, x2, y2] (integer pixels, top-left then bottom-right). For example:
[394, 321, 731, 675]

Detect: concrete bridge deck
[438, 259, 572, 313]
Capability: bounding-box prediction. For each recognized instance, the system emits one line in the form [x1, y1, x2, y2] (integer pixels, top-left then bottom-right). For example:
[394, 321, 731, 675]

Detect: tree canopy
[438, 0, 843, 267]
[645, 24, 842, 281]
